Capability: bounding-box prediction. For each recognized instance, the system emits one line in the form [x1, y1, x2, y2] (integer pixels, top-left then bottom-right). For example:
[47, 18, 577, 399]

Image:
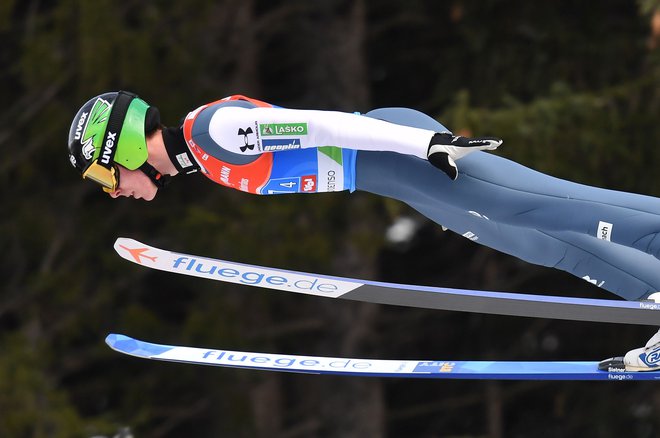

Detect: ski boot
[599, 293, 660, 372]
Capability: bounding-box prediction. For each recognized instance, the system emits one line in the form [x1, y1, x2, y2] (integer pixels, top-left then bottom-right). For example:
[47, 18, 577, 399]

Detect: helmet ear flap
[145, 106, 161, 135]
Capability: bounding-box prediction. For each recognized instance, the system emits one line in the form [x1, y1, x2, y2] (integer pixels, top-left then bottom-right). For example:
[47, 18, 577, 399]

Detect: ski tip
[105, 333, 147, 357]
[114, 237, 141, 250]
[105, 333, 132, 349]
[113, 238, 160, 266]
[105, 333, 174, 358]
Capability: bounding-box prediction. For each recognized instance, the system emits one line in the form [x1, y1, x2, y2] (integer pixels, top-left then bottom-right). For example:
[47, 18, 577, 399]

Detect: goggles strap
[97, 91, 136, 170]
[139, 161, 171, 189]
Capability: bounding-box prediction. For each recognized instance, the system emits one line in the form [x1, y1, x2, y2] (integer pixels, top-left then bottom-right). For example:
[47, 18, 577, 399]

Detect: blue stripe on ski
[359, 278, 646, 309]
[113, 238, 660, 325]
[105, 334, 660, 381]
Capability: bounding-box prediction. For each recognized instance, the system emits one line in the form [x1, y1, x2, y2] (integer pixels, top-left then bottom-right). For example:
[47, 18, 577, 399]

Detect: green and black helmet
[67, 91, 166, 192]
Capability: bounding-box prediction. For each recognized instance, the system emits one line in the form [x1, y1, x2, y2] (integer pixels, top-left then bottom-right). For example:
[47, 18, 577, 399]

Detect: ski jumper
[182, 95, 660, 301]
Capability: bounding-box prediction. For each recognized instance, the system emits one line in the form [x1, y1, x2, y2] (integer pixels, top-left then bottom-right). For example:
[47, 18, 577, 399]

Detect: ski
[114, 237, 660, 326]
[106, 333, 659, 381]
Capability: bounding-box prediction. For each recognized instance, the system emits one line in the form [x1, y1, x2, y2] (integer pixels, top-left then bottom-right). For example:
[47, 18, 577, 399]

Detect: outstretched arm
[209, 106, 434, 156]
[207, 106, 501, 179]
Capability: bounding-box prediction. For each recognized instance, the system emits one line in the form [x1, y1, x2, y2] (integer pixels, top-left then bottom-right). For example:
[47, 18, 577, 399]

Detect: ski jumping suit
[181, 95, 660, 301]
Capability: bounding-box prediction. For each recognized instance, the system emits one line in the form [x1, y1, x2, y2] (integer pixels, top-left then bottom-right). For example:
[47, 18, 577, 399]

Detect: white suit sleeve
[207, 106, 435, 158]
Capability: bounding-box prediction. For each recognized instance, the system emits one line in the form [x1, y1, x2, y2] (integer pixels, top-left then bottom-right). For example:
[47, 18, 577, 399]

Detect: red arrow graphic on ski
[117, 244, 158, 264]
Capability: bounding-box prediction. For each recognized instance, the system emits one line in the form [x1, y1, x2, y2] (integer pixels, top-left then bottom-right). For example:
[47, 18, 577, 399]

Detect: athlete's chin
[142, 191, 157, 201]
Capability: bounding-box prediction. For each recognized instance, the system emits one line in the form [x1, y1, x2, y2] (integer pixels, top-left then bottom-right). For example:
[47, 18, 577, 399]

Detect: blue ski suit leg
[437, 152, 660, 259]
[355, 108, 660, 301]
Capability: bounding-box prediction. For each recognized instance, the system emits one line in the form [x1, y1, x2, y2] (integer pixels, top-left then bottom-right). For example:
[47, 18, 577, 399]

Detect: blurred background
[2, 0, 660, 437]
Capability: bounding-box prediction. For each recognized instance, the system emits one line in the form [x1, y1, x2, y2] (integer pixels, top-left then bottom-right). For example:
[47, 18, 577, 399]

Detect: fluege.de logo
[115, 239, 361, 298]
[167, 255, 360, 298]
[171, 256, 341, 293]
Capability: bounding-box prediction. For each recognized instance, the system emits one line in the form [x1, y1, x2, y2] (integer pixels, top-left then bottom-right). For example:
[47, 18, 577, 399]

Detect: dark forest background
[2, 0, 660, 437]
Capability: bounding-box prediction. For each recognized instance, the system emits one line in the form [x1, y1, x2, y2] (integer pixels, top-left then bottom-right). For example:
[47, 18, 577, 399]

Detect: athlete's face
[108, 165, 158, 201]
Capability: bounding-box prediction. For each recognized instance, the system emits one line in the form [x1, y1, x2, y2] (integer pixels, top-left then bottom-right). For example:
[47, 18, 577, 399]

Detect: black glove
[427, 132, 502, 180]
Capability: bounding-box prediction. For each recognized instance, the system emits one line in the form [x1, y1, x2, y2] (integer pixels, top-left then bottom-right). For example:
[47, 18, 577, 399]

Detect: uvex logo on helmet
[79, 97, 112, 160]
[100, 131, 117, 165]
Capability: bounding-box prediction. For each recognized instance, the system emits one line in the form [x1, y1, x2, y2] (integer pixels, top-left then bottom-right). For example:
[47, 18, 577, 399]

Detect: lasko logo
[262, 138, 301, 151]
[80, 98, 112, 160]
[260, 123, 308, 136]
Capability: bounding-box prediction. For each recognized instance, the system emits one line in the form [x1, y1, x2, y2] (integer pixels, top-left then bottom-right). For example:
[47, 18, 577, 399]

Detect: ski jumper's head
[67, 91, 165, 193]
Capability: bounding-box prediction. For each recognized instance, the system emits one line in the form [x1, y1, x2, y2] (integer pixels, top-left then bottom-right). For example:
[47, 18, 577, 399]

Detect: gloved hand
[427, 132, 502, 180]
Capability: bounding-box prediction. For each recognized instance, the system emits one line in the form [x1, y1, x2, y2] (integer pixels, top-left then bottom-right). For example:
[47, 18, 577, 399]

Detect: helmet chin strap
[139, 161, 171, 189]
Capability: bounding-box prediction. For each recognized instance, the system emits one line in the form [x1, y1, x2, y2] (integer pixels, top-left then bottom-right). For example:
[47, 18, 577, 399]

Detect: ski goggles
[81, 91, 135, 193]
[82, 161, 120, 193]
